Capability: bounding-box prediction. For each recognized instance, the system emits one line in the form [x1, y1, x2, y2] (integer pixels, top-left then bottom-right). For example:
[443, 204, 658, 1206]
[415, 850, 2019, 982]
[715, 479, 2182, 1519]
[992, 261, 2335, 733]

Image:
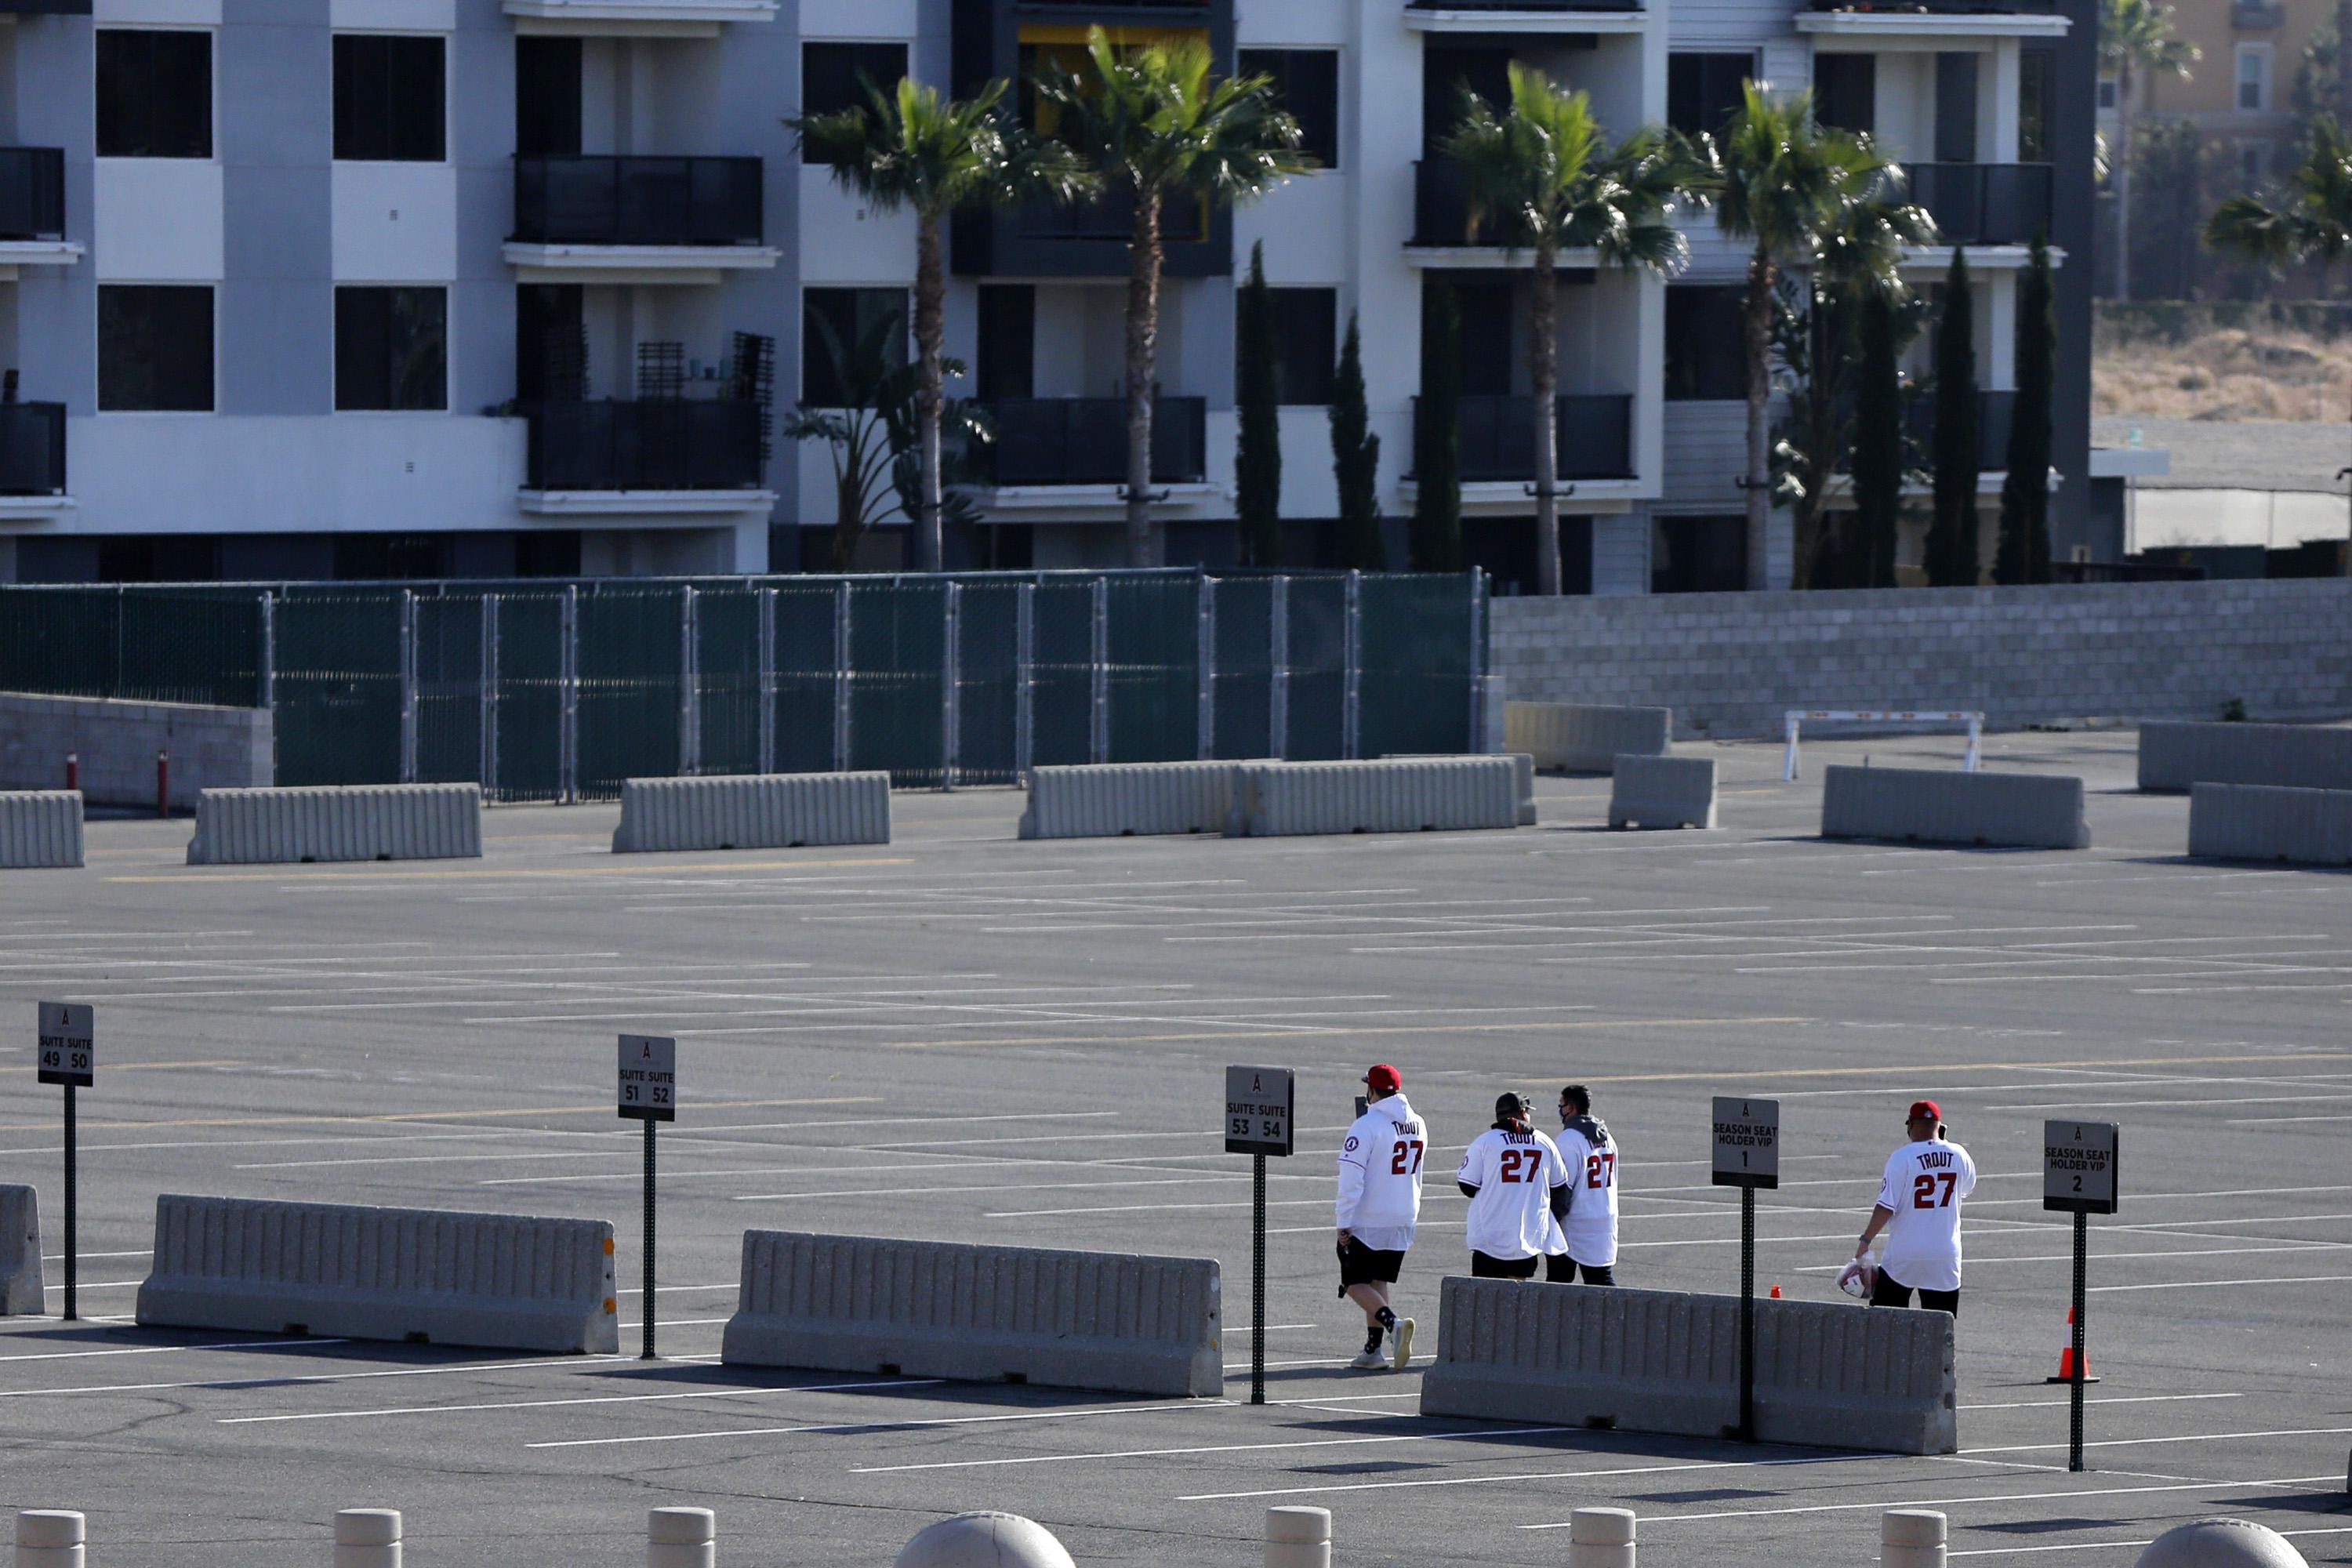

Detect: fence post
[831, 580, 852, 773]
[1196, 576, 1216, 761]
[559, 585, 579, 804]
[258, 591, 276, 714]
[1089, 576, 1109, 764]
[397, 590, 418, 785]
[678, 585, 699, 777]
[1468, 568, 1489, 755]
[1342, 570, 1362, 761]
[1014, 582, 1035, 779]
[1269, 575, 1290, 760]
[757, 586, 777, 775]
[479, 595, 499, 797]
[941, 582, 961, 791]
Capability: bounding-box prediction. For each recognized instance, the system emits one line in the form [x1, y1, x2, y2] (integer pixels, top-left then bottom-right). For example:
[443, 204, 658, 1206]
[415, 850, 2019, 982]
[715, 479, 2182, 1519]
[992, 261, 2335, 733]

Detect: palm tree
[2100, 0, 2199, 302]
[1713, 82, 1896, 591]
[1033, 31, 1312, 568]
[791, 76, 1089, 573]
[2207, 115, 2352, 295]
[1443, 65, 1709, 596]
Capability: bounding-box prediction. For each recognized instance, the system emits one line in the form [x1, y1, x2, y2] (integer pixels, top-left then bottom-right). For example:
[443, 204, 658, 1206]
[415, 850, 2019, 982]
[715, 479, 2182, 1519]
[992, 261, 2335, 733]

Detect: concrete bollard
[15, 1509, 85, 1568]
[1265, 1506, 1331, 1568]
[1882, 1509, 1947, 1568]
[1569, 1507, 1635, 1568]
[333, 1508, 401, 1568]
[648, 1506, 715, 1568]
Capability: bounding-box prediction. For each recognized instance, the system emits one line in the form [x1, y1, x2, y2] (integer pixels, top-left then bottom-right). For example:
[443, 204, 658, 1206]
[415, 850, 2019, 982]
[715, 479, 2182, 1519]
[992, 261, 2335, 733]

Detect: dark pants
[1471, 1250, 1540, 1279]
[1544, 1256, 1616, 1285]
[1870, 1269, 1960, 1317]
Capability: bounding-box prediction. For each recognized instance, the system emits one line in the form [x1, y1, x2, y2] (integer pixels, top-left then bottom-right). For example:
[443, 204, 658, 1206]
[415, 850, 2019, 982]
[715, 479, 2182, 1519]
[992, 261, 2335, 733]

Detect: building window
[802, 287, 906, 406]
[333, 34, 447, 162]
[1668, 53, 1754, 138]
[2097, 78, 2118, 110]
[801, 42, 909, 165]
[2236, 44, 2271, 112]
[99, 285, 214, 412]
[336, 287, 448, 412]
[2020, 48, 2053, 162]
[1240, 49, 1339, 169]
[516, 36, 582, 158]
[1261, 287, 1337, 405]
[1664, 286, 1746, 401]
[2241, 140, 2273, 187]
[96, 30, 212, 158]
[977, 284, 1034, 402]
[1652, 515, 1747, 593]
[1813, 53, 1875, 136]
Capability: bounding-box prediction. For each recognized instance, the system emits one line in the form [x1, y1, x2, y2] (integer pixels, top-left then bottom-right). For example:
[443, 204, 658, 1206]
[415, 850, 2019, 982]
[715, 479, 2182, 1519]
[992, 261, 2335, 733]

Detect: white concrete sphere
[2136, 1519, 2307, 1568]
[896, 1512, 1076, 1568]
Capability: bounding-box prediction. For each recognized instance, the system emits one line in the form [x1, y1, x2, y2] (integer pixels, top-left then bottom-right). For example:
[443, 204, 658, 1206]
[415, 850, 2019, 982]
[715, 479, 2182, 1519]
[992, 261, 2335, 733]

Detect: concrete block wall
[1491, 579, 2352, 739]
[0, 692, 274, 811]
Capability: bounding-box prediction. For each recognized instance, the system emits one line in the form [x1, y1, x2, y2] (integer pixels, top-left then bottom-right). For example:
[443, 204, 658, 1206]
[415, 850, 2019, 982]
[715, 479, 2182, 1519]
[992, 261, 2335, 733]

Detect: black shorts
[1544, 1257, 1617, 1286]
[1337, 1237, 1406, 1288]
[1871, 1269, 1960, 1317]
[1471, 1250, 1541, 1279]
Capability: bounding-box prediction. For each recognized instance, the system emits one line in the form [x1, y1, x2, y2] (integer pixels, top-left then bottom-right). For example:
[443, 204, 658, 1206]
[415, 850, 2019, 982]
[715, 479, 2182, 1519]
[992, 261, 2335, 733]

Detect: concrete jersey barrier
[2140, 720, 2352, 794]
[1820, 765, 2089, 851]
[2188, 782, 2352, 866]
[1231, 756, 1532, 837]
[0, 790, 83, 869]
[1018, 761, 1240, 840]
[136, 1194, 619, 1353]
[612, 771, 891, 852]
[1, 1185, 40, 1316]
[1420, 1276, 1956, 1455]
[187, 784, 482, 865]
[722, 1231, 1222, 1397]
[1504, 702, 1671, 772]
[1609, 756, 1716, 829]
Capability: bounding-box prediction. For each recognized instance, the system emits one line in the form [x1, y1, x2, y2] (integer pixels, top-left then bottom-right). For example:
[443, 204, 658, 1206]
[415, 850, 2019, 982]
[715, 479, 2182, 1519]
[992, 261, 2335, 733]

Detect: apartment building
[0, 0, 2096, 591]
[2105, 0, 2325, 193]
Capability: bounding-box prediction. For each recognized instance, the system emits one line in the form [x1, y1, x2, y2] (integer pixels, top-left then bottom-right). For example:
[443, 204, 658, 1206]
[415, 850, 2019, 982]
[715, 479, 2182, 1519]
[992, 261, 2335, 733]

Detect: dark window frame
[800, 42, 912, 165]
[1813, 53, 1876, 136]
[1667, 52, 1754, 140]
[1239, 49, 1339, 169]
[1664, 285, 1747, 402]
[802, 286, 908, 407]
[1264, 286, 1337, 405]
[332, 33, 448, 163]
[1651, 514, 1748, 594]
[96, 29, 213, 160]
[98, 285, 216, 412]
[335, 285, 449, 412]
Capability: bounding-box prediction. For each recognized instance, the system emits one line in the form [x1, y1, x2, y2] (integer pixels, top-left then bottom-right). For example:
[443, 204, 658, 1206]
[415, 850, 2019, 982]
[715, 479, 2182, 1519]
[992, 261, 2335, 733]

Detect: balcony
[1017, 187, 1206, 245]
[1412, 161, 1552, 252]
[1416, 394, 1635, 483]
[1904, 389, 2018, 473]
[0, 402, 67, 497]
[1894, 163, 2054, 247]
[973, 398, 1208, 488]
[503, 0, 776, 34]
[524, 399, 767, 501]
[0, 147, 82, 278]
[505, 156, 778, 283]
[2232, 0, 2284, 27]
[0, 0, 90, 13]
[1406, 0, 1642, 27]
[1797, 0, 2065, 38]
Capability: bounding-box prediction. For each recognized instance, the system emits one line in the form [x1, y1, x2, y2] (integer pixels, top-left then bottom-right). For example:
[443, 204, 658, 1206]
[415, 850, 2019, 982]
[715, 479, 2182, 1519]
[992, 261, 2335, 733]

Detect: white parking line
[217, 1375, 940, 1424]
[528, 1398, 1221, 1450]
[1552, 1473, 2348, 1528]
[2086, 1273, 2352, 1294]
[849, 1422, 1577, 1474]
[0, 1336, 336, 1364]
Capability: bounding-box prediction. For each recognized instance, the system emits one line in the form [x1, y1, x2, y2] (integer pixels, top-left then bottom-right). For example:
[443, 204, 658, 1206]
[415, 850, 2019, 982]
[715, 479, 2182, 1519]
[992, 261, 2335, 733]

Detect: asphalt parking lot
[2, 728, 2348, 1566]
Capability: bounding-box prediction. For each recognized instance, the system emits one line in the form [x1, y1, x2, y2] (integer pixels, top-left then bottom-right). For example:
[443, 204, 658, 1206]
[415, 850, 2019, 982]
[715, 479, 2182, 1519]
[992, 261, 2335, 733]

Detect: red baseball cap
[1365, 1065, 1402, 1092]
[1907, 1100, 1942, 1123]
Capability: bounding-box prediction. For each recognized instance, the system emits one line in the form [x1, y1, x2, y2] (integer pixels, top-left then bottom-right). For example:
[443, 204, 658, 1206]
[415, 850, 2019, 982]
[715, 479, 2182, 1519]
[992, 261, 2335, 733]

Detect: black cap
[1495, 1092, 1530, 1120]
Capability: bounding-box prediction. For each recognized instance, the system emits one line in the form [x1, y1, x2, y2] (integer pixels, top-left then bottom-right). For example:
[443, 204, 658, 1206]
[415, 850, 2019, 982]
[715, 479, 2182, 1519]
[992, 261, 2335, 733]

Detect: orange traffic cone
[2044, 1307, 2099, 1384]
[1769, 1286, 1782, 1299]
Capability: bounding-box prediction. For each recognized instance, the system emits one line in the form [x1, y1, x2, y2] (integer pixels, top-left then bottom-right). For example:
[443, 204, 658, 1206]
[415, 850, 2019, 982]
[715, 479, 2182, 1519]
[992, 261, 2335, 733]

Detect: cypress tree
[1849, 291, 1904, 591]
[1235, 241, 1283, 568]
[1923, 249, 1980, 587]
[1330, 313, 1385, 570]
[1413, 281, 1464, 573]
[1996, 235, 2056, 586]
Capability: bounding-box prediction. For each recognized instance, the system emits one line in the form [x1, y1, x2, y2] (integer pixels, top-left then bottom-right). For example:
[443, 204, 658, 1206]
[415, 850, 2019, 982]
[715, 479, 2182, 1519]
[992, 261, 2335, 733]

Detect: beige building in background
[2107, 0, 2333, 189]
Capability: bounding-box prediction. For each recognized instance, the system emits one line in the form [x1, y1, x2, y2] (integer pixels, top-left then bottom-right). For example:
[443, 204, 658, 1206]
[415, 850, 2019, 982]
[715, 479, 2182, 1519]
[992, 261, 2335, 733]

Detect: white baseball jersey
[1457, 1127, 1568, 1260]
[1875, 1138, 1978, 1294]
[1547, 1116, 1621, 1267]
[1337, 1094, 1428, 1253]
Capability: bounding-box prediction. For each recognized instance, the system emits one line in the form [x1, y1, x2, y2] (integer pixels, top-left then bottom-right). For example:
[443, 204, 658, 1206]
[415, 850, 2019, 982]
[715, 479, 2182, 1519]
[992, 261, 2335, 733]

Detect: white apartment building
[0, 0, 2095, 591]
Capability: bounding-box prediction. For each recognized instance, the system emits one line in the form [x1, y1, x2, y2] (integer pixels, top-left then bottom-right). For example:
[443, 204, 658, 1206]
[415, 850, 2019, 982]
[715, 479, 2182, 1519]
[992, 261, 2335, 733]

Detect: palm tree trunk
[1744, 241, 1776, 591]
[913, 212, 946, 574]
[1531, 236, 1562, 597]
[2113, 78, 2134, 302]
[1124, 187, 1163, 569]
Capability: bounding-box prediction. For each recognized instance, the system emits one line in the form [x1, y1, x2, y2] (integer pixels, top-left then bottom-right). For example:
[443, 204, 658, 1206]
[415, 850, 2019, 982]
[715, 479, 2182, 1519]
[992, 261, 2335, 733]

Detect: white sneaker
[1348, 1347, 1386, 1370]
[1391, 1317, 1416, 1370]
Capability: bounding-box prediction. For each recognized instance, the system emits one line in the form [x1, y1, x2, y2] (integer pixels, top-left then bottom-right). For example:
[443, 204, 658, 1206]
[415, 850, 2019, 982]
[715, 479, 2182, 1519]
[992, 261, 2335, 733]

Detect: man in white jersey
[1336, 1064, 1425, 1370]
[1544, 1083, 1620, 1286]
[1852, 1099, 1977, 1316]
[1456, 1093, 1570, 1278]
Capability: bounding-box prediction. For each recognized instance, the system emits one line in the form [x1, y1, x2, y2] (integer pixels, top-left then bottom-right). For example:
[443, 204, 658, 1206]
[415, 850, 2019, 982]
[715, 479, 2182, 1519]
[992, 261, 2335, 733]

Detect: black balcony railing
[1904, 389, 2017, 472]
[1414, 161, 1500, 249]
[1893, 163, 2054, 247]
[1018, 186, 1207, 245]
[1410, 0, 1639, 10]
[0, 402, 67, 496]
[0, 148, 64, 241]
[0, 0, 91, 14]
[512, 157, 764, 248]
[525, 400, 765, 492]
[975, 397, 1207, 487]
[1417, 394, 1635, 483]
[1806, 0, 2055, 13]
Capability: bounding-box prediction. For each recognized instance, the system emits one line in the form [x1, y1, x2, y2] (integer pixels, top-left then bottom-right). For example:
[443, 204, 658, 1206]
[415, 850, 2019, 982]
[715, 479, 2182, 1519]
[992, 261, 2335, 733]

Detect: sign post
[37, 1003, 93, 1322]
[1225, 1065, 1294, 1407]
[1711, 1096, 1780, 1444]
[2044, 1119, 2119, 1474]
[618, 1034, 676, 1360]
